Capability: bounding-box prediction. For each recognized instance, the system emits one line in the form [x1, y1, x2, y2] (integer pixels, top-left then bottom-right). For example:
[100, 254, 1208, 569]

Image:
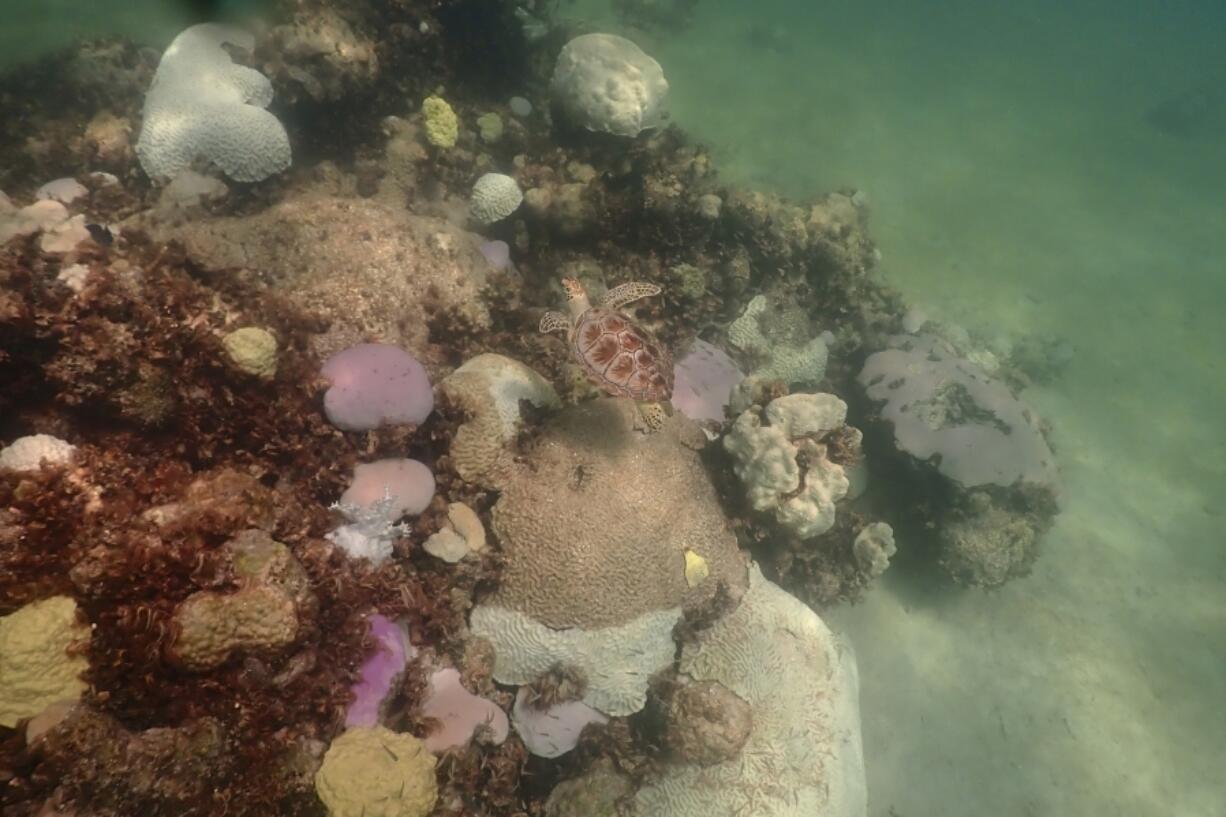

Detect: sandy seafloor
[574, 0, 1226, 814]
[3, 0, 1223, 814]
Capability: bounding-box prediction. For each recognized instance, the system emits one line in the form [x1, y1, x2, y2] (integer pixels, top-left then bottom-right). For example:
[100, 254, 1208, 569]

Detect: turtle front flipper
[539, 311, 572, 334]
[600, 281, 662, 310]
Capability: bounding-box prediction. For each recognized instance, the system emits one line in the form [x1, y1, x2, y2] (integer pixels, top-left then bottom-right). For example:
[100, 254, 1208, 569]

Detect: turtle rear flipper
[539, 311, 572, 334]
[600, 281, 662, 310]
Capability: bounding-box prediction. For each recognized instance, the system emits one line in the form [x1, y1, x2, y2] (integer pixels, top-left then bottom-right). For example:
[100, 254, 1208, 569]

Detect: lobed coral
[0, 596, 89, 728]
[315, 726, 438, 817]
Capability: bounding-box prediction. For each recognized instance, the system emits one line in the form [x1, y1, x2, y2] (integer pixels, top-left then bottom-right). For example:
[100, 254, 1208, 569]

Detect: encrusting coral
[0, 596, 89, 728]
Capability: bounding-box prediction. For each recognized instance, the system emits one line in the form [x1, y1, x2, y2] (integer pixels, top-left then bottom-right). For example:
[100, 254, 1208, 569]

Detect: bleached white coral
[326, 490, 409, 566]
[853, 522, 896, 577]
[0, 435, 76, 472]
[469, 173, 523, 225]
[469, 603, 681, 716]
[728, 294, 829, 387]
[723, 394, 850, 539]
[550, 33, 668, 137]
[634, 564, 866, 817]
[136, 24, 291, 183]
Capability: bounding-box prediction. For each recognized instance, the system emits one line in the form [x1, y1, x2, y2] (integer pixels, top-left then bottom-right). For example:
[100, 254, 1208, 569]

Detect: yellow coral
[421, 96, 458, 148]
[0, 596, 89, 728]
[683, 549, 709, 588]
[222, 326, 277, 378]
[315, 727, 438, 817]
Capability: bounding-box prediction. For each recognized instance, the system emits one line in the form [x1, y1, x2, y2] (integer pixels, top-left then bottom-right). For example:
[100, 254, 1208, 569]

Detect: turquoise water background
[4, 1, 1223, 814]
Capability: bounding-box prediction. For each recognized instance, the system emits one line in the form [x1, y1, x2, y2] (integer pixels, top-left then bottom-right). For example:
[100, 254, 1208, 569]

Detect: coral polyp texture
[550, 33, 669, 137]
[634, 564, 867, 817]
[136, 24, 291, 183]
[481, 398, 745, 630]
[421, 95, 458, 148]
[724, 393, 855, 539]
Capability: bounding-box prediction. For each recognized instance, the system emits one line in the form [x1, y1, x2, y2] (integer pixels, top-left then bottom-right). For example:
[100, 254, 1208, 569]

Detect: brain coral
[136, 24, 291, 183]
[483, 398, 746, 631]
[727, 294, 829, 393]
[469, 173, 523, 225]
[315, 726, 437, 817]
[634, 564, 866, 817]
[857, 334, 1058, 490]
[438, 354, 559, 488]
[550, 33, 668, 137]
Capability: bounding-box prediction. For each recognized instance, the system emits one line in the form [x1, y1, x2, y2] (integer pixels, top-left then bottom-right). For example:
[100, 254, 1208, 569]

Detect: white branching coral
[723, 394, 852, 539]
[326, 490, 409, 566]
[136, 24, 291, 183]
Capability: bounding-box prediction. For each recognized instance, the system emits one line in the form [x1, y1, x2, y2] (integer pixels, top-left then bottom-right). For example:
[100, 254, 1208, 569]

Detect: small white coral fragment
[853, 522, 896, 577]
[0, 434, 76, 471]
[137, 24, 291, 183]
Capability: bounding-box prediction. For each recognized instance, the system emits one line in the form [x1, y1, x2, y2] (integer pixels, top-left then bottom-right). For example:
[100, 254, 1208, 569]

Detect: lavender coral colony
[0, 4, 1060, 817]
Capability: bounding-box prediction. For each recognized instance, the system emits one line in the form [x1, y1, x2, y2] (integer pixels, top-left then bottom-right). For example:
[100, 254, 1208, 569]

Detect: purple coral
[858, 334, 1058, 491]
[345, 614, 416, 728]
[671, 340, 744, 423]
[321, 343, 433, 431]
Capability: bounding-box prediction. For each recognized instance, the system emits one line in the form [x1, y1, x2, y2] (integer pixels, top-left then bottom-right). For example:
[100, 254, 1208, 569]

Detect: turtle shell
[571, 307, 673, 401]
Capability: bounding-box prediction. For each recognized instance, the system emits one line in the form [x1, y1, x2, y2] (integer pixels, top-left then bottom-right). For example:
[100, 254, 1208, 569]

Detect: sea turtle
[540, 277, 674, 430]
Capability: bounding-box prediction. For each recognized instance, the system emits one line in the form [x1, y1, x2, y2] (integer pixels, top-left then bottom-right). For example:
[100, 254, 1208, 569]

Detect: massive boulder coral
[169, 529, 316, 671]
[470, 398, 746, 715]
[724, 393, 855, 539]
[633, 564, 867, 817]
[858, 333, 1058, 491]
[550, 33, 669, 137]
[315, 727, 437, 817]
[136, 24, 291, 182]
[136, 193, 492, 359]
[857, 333, 1059, 586]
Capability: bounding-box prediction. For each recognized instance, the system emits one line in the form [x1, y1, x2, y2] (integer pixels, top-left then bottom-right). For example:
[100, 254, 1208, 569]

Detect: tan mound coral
[137, 193, 491, 359]
[486, 398, 746, 630]
[315, 726, 437, 817]
[438, 354, 559, 488]
[170, 529, 316, 671]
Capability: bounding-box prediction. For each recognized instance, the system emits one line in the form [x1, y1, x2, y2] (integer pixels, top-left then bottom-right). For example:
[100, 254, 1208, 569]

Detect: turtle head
[561, 277, 591, 317]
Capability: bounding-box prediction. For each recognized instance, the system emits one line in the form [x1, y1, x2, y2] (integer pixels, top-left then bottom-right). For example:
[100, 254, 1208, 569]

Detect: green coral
[0, 596, 89, 727]
[222, 327, 277, 378]
[422, 96, 458, 148]
[476, 112, 504, 144]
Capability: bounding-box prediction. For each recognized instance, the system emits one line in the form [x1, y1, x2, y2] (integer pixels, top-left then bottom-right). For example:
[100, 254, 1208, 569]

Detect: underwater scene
[0, 0, 1222, 815]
